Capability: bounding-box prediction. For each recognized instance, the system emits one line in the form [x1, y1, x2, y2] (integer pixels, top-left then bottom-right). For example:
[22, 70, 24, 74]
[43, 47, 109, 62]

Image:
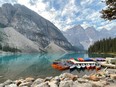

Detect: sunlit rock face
[0, 3, 74, 53]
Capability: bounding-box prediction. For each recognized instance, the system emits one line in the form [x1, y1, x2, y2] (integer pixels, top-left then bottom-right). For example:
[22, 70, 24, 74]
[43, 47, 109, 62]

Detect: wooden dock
[100, 62, 116, 69]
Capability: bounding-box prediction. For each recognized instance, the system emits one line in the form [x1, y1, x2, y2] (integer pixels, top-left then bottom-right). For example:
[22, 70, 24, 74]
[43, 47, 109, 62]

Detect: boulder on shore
[1, 69, 116, 87]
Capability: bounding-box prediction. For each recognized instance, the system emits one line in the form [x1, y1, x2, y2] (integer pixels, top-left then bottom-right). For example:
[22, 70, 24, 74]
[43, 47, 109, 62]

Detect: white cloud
[0, 0, 115, 31]
[61, 0, 77, 16]
[66, 18, 72, 24]
[36, 2, 47, 12]
[98, 21, 116, 30]
[63, 24, 74, 31]
[0, 0, 17, 6]
[86, 11, 100, 21]
[81, 22, 90, 29]
[80, 0, 93, 7]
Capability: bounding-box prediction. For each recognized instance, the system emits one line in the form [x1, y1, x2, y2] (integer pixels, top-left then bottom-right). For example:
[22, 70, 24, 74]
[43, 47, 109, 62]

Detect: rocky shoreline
[0, 69, 116, 87]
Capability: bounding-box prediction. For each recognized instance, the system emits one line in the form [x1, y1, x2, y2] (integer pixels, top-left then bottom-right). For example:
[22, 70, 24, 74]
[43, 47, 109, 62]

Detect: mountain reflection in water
[0, 53, 113, 82]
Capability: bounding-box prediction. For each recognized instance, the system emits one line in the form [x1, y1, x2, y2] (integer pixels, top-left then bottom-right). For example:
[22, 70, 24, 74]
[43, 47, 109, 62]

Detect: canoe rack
[52, 58, 105, 71]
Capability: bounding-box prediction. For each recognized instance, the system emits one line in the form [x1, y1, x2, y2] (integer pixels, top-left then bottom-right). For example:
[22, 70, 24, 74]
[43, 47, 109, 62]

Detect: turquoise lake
[0, 53, 114, 82]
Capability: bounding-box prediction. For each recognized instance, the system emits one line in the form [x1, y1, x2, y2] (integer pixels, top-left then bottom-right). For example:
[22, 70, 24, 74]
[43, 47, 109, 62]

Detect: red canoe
[78, 58, 84, 62]
[95, 64, 101, 71]
[52, 63, 69, 71]
[86, 64, 91, 70]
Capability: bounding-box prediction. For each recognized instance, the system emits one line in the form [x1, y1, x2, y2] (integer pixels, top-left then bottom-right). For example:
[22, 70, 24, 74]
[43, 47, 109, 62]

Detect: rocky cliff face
[0, 3, 74, 53]
[99, 28, 111, 39]
[63, 25, 89, 50]
[63, 25, 116, 50]
[85, 27, 100, 41]
[1, 27, 41, 53]
[63, 25, 87, 50]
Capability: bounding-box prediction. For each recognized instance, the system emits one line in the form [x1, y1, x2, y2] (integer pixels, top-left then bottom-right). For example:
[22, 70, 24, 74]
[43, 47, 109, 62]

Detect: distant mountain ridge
[63, 25, 116, 50]
[0, 3, 74, 53]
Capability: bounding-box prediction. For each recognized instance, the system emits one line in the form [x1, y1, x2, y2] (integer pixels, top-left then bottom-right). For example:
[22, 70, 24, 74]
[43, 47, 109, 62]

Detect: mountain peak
[63, 24, 116, 51]
[100, 28, 108, 32]
[85, 26, 98, 33]
[66, 24, 84, 33]
[0, 3, 74, 52]
[2, 3, 12, 7]
[75, 24, 82, 28]
[73, 24, 84, 30]
[86, 26, 95, 30]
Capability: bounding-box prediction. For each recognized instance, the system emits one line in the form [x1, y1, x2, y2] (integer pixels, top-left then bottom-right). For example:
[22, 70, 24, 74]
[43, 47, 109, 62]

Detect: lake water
[0, 53, 114, 82]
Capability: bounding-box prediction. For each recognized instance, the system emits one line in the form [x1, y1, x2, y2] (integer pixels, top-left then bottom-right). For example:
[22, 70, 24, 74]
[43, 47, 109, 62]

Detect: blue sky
[0, 0, 116, 31]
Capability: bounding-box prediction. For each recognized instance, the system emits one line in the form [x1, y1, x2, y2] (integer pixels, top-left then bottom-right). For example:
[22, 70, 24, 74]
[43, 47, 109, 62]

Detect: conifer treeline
[0, 44, 21, 52]
[88, 38, 116, 53]
[0, 23, 6, 28]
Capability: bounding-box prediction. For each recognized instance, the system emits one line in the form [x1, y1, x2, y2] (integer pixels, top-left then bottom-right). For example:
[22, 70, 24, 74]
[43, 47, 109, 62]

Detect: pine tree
[101, 0, 116, 20]
[88, 37, 116, 53]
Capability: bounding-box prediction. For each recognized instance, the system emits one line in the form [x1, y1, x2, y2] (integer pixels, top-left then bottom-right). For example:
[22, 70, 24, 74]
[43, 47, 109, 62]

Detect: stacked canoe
[52, 58, 105, 71]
